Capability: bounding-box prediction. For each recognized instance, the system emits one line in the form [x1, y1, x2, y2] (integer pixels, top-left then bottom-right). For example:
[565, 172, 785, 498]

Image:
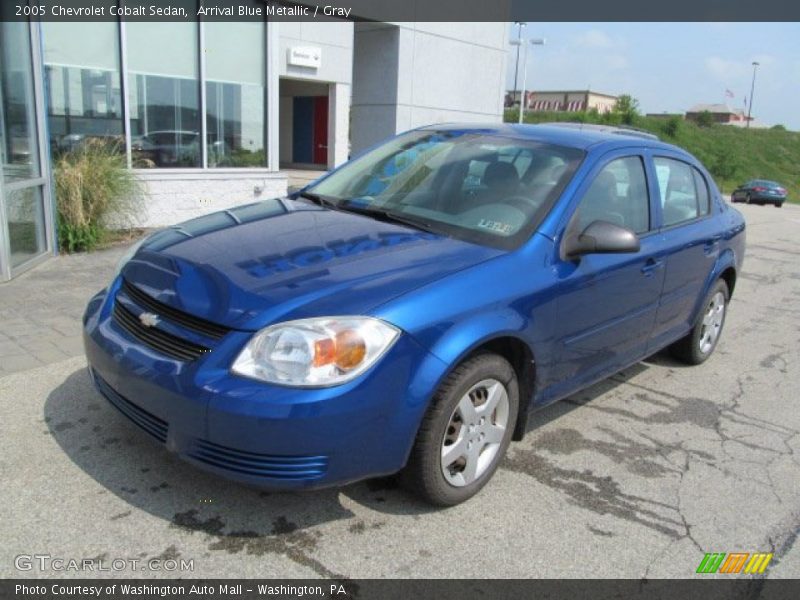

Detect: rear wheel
[402, 353, 519, 506]
[775, 202, 783, 208]
[669, 279, 729, 365]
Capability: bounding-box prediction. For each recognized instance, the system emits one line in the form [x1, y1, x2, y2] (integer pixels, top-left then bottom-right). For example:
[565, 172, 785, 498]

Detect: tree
[613, 94, 640, 125]
[695, 111, 715, 128]
[663, 115, 682, 138]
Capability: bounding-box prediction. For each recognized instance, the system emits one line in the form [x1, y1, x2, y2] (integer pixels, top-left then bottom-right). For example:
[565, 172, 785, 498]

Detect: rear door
[546, 150, 667, 399]
[647, 154, 719, 350]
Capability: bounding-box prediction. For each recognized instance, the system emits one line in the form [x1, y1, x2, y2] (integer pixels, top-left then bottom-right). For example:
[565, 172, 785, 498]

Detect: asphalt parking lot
[1, 202, 799, 579]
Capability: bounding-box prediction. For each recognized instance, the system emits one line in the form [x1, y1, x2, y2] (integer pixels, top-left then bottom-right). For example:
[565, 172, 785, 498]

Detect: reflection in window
[654, 157, 702, 226]
[127, 22, 200, 168]
[576, 157, 650, 234]
[42, 22, 124, 157]
[6, 186, 46, 268]
[0, 22, 40, 182]
[205, 22, 266, 167]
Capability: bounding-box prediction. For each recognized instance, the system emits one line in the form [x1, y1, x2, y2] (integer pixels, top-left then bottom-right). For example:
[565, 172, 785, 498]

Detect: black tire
[669, 279, 730, 365]
[775, 202, 783, 208]
[402, 353, 519, 506]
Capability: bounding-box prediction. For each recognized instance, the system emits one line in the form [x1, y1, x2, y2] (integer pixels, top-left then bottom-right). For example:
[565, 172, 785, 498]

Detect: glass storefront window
[42, 22, 124, 158]
[204, 22, 266, 168]
[127, 22, 201, 168]
[0, 22, 41, 183]
[6, 185, 47, 269]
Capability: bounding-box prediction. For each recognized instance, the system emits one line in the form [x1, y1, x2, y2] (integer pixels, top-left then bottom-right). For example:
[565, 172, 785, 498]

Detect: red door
[312, 96, 329, 165]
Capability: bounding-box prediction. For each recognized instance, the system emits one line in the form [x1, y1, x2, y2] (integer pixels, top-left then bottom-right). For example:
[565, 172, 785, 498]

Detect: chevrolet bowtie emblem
[139, 312, 160, 328]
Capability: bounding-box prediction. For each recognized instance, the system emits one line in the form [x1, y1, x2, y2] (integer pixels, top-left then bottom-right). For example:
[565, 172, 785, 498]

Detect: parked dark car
[131, 130, 200, 167]
[83, 123, 746, 506]
[731, 179, 787, 207]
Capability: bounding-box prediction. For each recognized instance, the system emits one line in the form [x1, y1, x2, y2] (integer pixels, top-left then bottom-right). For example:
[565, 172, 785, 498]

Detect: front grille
[188, 438, 328, 481]
[93, 370, 168, 443]
[113, 302, 210, 361]
[121, 279, 230, 340]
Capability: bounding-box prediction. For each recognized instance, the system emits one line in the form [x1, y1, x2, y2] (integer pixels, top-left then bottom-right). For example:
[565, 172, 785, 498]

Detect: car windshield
[305, 130, 584, 249]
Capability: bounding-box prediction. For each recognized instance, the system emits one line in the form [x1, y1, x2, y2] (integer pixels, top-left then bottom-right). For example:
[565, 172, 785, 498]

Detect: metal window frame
[0, 20, 55, 281]
[120, 14, 273, 173]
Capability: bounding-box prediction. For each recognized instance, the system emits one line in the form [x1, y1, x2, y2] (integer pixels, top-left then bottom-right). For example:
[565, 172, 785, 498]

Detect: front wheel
[402, 353, 519, 506]
[669, 279, 729, 365]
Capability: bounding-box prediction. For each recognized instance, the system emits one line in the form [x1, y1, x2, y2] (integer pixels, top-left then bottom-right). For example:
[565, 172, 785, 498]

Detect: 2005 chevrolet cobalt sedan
[83, 124, 746, 505]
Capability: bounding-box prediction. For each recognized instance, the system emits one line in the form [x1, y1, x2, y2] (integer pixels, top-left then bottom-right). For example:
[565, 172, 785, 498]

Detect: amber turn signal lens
[334, 329, 367, 370]
[312, 329, 367, 370]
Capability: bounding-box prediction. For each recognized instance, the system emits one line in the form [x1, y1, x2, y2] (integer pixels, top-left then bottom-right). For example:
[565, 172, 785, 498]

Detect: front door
[312, 96, 328, 165]
[291, 95, 328, 167]
[547, 153, 666, 399]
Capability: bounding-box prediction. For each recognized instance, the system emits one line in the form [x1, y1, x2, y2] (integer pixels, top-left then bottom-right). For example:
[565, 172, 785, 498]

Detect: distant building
[505, 90, 618, 114]
[685, 104, 751, 126]
[646, 113, 684, 120]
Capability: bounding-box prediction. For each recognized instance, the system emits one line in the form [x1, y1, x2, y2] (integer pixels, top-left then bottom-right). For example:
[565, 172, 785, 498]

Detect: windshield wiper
[338, 203, 439, 234]
[296, 191, 340, 209]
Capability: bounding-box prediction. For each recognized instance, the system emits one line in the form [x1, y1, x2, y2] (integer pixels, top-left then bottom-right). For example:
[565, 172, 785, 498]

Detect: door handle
[641, 258, 664, 276]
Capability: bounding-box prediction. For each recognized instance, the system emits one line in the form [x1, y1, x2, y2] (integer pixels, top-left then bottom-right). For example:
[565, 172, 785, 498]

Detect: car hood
[121, 198, 503, 331]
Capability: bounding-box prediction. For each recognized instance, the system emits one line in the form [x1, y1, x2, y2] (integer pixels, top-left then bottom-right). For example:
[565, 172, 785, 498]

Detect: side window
[654, 157, 702, 226]
[574, 156, 649, 234]
[693, 168, 711, 216]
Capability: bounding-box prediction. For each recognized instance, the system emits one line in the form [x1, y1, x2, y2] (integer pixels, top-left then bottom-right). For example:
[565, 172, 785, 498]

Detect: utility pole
[511, 22, 526, 108]
[746, 61, 759, 129]
[518, 38, 546, 124]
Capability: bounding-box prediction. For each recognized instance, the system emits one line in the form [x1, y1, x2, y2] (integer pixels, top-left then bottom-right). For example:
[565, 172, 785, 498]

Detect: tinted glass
[6, 186, 47, 268]
[0, 22, 40, 182]
[42, 22, 123, 158]
[693, 168, 710, 216]
[309, 130, 584, 250]
[127, 22, 200, 168]
[205, 21, 266, 168]
[654, 157, 701, 226]
[574, 156, 650, 234]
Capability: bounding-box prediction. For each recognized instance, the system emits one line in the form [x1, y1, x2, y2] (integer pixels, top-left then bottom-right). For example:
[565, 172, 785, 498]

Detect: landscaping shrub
[54, 139, 142, 252]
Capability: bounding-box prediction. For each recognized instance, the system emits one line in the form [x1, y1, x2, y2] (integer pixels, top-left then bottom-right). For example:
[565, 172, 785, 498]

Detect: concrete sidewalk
[0, 243, 131, 377]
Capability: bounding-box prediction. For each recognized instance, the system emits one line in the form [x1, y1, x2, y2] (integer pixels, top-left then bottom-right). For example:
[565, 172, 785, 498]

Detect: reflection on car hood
[121, 198, 503, 330]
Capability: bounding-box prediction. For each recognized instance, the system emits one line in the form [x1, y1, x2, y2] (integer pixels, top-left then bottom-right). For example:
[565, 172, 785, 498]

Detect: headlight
[231, 317, 401, 387]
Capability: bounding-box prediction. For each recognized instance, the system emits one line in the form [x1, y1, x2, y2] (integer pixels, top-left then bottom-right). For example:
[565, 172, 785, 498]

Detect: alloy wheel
[699, 291, 725, 354]
[440, 378, 510, 487]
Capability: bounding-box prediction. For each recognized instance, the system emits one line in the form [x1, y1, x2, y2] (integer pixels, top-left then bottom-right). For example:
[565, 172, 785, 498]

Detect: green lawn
[504, 110, 800, 203]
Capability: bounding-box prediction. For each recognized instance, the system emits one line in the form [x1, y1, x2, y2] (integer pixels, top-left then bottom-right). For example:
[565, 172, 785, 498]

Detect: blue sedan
[731, 179, 787, 207]
[83, 124, 746, 505]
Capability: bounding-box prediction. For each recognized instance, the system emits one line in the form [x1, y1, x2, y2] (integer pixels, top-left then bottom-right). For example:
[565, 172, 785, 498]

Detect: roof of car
[419, 122, 678, 153]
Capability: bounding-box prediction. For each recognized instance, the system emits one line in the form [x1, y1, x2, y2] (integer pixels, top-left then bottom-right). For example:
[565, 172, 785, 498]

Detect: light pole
[746, 61, 759, 129]
[517, 37, 546, 124]
[511, 22, 526, 108]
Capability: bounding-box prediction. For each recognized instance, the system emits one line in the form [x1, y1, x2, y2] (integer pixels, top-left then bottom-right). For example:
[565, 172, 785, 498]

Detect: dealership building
[0, 18, 508, 281]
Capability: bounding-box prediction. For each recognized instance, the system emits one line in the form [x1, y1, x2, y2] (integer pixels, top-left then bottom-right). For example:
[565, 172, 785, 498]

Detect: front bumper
[82, 280, 446, 490]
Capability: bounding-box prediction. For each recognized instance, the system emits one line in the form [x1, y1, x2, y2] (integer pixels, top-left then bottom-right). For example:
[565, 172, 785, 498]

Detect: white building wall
[351, 22, 508, 154]
[123, 170, 287, 228]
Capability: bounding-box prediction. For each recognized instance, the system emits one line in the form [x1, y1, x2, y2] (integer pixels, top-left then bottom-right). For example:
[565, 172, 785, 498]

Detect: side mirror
[563, 220, 640, 259]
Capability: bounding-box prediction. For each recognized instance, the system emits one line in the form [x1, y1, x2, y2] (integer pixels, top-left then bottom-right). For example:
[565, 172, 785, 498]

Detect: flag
[725, 89, 734, 98]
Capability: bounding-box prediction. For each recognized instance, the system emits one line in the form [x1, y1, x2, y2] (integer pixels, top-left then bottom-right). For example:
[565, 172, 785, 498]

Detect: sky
[505, 23, 800, 130]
